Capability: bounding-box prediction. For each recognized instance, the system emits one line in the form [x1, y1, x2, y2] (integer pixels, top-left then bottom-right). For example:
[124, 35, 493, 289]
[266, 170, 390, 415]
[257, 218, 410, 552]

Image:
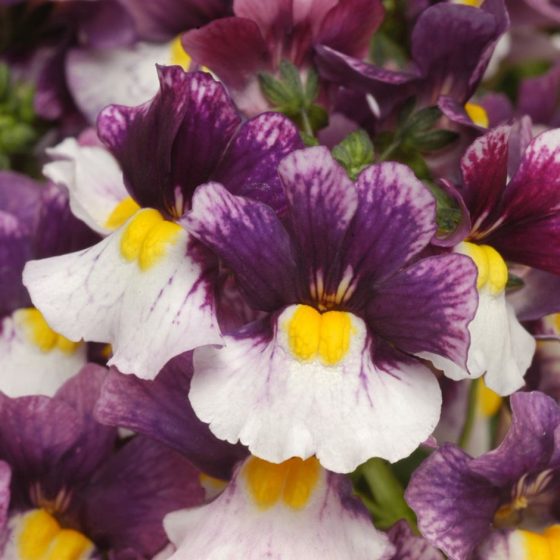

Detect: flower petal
[185, 182, 297, 311]
[165, 456, 394, 560]
[211, 112, 303, 214]
[406, 444, 500, 560]
[190, 312, 441, 473]
[278, 146, 358, 299]
[95, 354, 247, 479]
[23, 211, 221, 380]
[67, 41, 171, 124]
[81, 436, 205, 559]
[98, 67, 240, 216]
[43, 138, 129, 235]
[487, 129, 560, 274]
[0, 309, 87, 398]
[345, 161, 436, 289]
[367, 254, 477, 368]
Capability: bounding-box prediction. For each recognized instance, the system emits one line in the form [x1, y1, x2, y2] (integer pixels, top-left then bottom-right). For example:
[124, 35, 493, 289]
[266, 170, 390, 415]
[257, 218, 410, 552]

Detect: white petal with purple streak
[190, 306, 441, 473]
[23, 210, 221, 380]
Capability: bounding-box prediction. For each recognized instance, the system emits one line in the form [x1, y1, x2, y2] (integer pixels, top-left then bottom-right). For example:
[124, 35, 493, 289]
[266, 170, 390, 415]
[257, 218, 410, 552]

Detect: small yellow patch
[120, 209, 182, 270]
[17, 309, 80, 354]
[455, 0, 484, 7]
[18, 509, 93, 560]
[104, 196, 141, 230]
[476, 378, 502, 417]
[170, 36, 192, 69]
[199, 472, 228, 495]
[465, 102, 489, 128]
[519, 527, 560, 560]
[462, 243, 508, 294]
[244, 456, 321, 510]
[287, 305, 353, 365]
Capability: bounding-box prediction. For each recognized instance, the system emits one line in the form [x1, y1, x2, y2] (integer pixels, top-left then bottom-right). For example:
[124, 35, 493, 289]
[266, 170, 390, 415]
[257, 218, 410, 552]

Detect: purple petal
[81, 436, 205, 558]
[98, 67, 240, 216]
[486, 129, 560, 274]
[459, 125, 510, 235]
[0, 394, 81, 507]
[317, 0, 384, 59]
[405, 445, 500, 560]
[480, 92, 514, 127]
[120, 0, 232, 41]
[344, 162, 437, 293]
[95, 354, 246, 479]
[387, 520, 444, 560]
[211, 112, 303, 214]
[0, 461, 11, 532]
[278, 146, 358, 300]
[182, 17, 271, 91]
[469, 391, 560, 486]
[508, 267, 560, 321]
[411, 3, 504, 102]
[367, 254, 477, 368]
[185, 182, 297, 311]
[53, 364, 116, 488]
[518, 65, 560, 125]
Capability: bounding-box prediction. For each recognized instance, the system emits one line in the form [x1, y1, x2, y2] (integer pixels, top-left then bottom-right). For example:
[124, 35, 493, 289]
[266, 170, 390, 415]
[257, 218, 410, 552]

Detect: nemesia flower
[426, 123, 560, 394]
[316, 0, 508, 125]
[23, 66, 303, 379]
[163, 455, 394, 559]
[0, 171, 96, 397]
[0, 364, 204, 559]
[406, 391, 560, 560]
[184, 145, 478, 473]
[182, 0, 384, 114]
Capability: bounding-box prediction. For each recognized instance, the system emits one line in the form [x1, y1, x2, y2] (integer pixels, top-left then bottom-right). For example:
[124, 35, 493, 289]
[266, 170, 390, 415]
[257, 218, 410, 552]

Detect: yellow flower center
[170, 36, 192, 69]
[244, 456, 321, 510]
[15, 308, 79, 354]
[104, 196, 141, 230]
[520, 526, 560, 560]
[286, 304, 353, 365]
[464, 102, 489, 128]
[120, 209, 183, 271]
[476, 378, 502, 417]
[462, 242, 508, 294]
[18, 509, 93, 560]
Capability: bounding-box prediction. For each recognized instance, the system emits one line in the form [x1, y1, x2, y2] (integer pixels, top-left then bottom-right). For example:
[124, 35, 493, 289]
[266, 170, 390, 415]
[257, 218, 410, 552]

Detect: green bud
[412, 129, 459, 153]
[332, 129, 375, 180]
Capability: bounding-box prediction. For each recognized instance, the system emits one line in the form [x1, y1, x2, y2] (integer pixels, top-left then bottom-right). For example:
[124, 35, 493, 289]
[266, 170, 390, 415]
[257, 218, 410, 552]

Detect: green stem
[360, 458, 417, 530]
[300, 109, 314, 138]
[458, 379, 478, 449]
[377, 139, 400, 162]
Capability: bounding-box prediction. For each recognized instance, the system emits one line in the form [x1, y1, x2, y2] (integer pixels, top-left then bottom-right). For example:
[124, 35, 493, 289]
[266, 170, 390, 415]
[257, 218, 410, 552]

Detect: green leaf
[404, 106, 441, 134]
[506, 273, 525, 291]
[412, 129, 459, 152]
[332, 129, 374, 180]
[425, 180, 463, 235]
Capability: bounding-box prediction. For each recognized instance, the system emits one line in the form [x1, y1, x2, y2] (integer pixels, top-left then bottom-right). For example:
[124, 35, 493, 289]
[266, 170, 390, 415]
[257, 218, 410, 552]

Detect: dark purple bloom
[0, 364, 204, 559]
[406, 391, 560, 560]
[183, 145, 477, 473]
[316, 1, 508, 123]
[23, 66, 303, 380]
[182, 0, 384, 114]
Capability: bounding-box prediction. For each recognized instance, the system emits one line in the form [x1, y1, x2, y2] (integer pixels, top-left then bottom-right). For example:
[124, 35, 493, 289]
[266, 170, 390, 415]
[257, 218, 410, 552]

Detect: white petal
[44, 138, 128, 235]
[190, 306, 441, 473]
[23, 211, 222, 380]
[164, 457, 394, 560]
[66, 41, 173, 123]
[0, 310, 86, 397]
[422, 292, 535, 395]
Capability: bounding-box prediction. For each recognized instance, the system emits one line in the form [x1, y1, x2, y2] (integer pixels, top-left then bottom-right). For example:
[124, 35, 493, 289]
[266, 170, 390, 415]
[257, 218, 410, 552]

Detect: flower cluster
[2, 0, 560, 558]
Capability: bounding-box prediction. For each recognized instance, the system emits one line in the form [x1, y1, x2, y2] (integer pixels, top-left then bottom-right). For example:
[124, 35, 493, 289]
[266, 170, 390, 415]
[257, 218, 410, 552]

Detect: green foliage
[332, 130, 375, 179]
[0, 63, 46, 174]
[259, 60, 328, 137]
[425, 180, 464, 237]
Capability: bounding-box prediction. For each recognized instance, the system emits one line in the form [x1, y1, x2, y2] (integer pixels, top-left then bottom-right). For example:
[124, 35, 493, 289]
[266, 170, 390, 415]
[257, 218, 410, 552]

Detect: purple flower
[183, 145, 478, 473]
[23, 66, 303, 380]
[0, 171, 97, 398]
[406, 391, 560, 560]
[316, 1, 508, 125]
[182, 0, 384, 114]
[0, 364, 204, 559]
